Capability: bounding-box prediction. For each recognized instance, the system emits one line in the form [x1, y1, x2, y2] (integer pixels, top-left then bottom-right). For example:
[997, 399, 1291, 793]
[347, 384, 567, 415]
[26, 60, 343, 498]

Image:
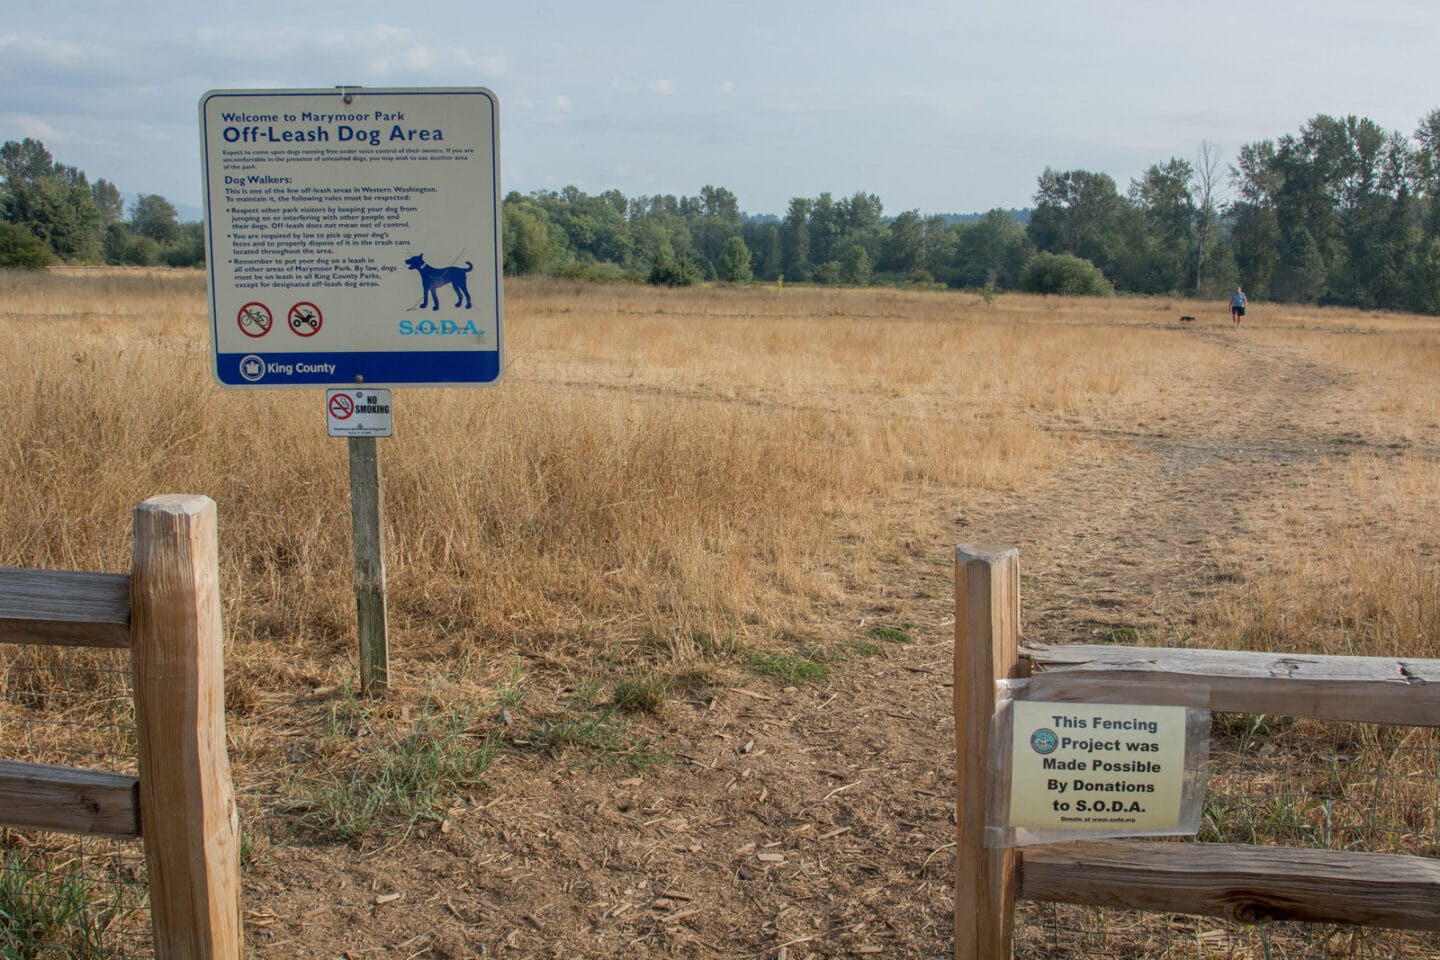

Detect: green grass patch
[0, 853, 106, 960]
[521, 708, 667, 771]
[865, 623, 915, 644]
[294, 692, 498, 843]
[748, 649, 832, 685]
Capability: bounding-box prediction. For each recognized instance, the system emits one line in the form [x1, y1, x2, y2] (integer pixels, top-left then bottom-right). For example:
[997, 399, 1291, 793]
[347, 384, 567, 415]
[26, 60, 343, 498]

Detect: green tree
[760, 224, 782, 281]
[1125, 158, 1195, 293]
[951, 210, 1033, 289]
[808, 192, 840, 266]
[102, 221, 130, 265]
[0, 138, 55, 183]
[1272, 228, 1328, 303]
[91, 178, 123, 224]
[878, 210, 923, 275]
[1405, 235, 1440, 313]
[0, 220, 54, 268]
[1414, 109, 1440, 238]
[780, 198, 812, 280]
[129, 194, 180, 245]
[4, 175, 102, 261]
[690, 185, 742, 276]
[502, 203, 554, 275]
[164, 220, 205, 267]
[838, 243, 871, 285]
[1028, 168, 1125, 277]
[719, 235, 752, 281]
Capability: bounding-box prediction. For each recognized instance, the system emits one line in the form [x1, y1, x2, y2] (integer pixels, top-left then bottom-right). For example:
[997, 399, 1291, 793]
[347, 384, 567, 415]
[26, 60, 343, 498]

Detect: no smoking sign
[326, 389, 393, 438]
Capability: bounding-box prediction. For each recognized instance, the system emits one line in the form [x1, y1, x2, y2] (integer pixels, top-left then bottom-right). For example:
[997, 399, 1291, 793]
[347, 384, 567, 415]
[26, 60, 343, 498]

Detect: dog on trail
[404, 254, 474, 310]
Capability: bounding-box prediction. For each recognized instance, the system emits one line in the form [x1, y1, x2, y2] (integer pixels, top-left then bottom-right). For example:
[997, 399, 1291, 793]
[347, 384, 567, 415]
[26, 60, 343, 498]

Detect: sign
[1008, 701, 1188, 832]
[327, 389, 393, 437]
[200, 87, 502, 388]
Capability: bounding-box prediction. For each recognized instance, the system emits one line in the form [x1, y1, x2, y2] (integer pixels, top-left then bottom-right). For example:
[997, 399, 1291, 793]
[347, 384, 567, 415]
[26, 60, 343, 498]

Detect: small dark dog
[404, 254, 474, 311]
[1179, 315, 1196, 323]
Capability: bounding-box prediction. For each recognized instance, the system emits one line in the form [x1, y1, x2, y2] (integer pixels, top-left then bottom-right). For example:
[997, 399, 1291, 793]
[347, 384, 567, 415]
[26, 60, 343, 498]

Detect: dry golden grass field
[2, 268, 1439, 958]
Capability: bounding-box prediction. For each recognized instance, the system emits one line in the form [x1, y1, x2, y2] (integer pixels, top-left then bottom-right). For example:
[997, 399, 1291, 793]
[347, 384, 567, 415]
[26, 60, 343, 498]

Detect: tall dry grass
[5, 270, 1440, 956]
[0, 272, 1230, 679]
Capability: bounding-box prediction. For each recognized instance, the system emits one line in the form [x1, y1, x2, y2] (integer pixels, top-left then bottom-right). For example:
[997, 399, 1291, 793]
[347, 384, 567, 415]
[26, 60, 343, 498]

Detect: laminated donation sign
[200, 87, 502, 387]
[992, 698, 1207, 846]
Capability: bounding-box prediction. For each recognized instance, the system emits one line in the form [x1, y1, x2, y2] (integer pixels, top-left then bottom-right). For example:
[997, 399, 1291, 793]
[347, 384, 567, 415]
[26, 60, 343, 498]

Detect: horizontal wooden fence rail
[954, 545, 1440, 958]
[1022, 840, 1440, 932]
[1023, 643, 1440, 728]
[0, 567, 131, 648]
[0, 759, 140, 838]
[0, 495, 241, 960]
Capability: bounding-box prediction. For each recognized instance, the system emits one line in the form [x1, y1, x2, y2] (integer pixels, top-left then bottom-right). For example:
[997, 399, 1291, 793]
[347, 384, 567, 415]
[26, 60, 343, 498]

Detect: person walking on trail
[1230, 287, 1247, 326]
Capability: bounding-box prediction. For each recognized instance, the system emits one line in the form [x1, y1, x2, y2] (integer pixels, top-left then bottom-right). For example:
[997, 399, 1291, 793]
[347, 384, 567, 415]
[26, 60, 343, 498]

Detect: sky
[4, 0, 1439, 219]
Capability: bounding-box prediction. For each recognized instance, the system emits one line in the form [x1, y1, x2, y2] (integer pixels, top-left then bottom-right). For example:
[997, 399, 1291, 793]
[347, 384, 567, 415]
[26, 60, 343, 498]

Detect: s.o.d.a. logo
[1030, 728, 1059, 755]
[398, 318, 485, 337]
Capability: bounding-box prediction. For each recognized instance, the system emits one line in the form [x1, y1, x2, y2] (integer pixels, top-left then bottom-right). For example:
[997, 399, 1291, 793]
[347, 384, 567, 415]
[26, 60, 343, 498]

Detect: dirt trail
[970, 326, 1347, 646]
[245, 327, 1357, 959]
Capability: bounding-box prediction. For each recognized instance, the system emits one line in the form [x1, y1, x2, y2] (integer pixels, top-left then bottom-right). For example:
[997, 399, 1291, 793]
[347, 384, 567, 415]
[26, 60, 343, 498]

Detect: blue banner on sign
[219, 351, 501, 386]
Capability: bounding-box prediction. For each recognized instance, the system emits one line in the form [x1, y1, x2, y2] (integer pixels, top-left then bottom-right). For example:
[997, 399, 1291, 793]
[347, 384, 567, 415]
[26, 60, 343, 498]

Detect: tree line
[0, 139, 202, 269]
[504, 110, 1440, 312]
[6, 108, 1440, 312]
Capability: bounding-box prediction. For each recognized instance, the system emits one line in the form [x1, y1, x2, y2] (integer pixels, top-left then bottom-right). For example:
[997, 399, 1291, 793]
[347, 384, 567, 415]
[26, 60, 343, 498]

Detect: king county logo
[1030, 728, 1059, 755]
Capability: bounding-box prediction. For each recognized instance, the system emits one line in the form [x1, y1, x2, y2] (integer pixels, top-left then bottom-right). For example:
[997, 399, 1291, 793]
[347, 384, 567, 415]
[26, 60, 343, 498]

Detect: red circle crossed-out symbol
[289, 302, 323, 337]
[329, 393, 355, 420]
[237, 302, 272, 337]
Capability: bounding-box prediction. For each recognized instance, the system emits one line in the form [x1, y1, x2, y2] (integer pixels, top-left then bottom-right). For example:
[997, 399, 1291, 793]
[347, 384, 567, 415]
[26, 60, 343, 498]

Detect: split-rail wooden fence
[0, 495, 241, 960]
[954, 544, 1440, 959]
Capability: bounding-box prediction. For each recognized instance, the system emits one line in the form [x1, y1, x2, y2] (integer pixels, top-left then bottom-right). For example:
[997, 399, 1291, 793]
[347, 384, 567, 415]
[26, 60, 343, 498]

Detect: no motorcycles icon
[288, 302, 323, 336]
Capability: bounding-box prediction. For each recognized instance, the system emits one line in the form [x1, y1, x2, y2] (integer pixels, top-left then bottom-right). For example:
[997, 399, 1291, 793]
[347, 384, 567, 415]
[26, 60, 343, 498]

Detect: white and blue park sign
[200, 87, 502, 387]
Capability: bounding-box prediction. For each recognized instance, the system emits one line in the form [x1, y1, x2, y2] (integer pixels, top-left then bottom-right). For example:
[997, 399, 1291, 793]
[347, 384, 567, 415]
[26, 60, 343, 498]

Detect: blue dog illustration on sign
[404, 254, 474, 310]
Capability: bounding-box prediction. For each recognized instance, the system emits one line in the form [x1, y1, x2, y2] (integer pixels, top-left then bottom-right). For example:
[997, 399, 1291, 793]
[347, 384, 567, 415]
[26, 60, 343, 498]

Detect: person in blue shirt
[1230, 287, 1247, 326]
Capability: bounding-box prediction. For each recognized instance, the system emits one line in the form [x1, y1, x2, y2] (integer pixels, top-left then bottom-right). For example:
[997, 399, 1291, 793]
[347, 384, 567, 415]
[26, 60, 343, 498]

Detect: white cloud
[1, 113, 73, 144]
[0, 33, 101, 68]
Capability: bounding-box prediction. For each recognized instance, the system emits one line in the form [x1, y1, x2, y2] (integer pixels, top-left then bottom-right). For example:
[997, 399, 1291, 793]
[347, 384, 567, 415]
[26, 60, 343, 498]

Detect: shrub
[1019, 251, 1114, 296]
[0, 221, 55, 269]
[647, 250, 701, 287]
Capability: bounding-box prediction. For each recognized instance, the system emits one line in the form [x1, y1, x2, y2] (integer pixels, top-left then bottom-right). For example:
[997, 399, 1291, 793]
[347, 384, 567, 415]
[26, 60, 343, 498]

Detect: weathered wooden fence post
[131, 495, 242, 960]
[349, 435, 389, 694]
[955, 545, 1023, 960]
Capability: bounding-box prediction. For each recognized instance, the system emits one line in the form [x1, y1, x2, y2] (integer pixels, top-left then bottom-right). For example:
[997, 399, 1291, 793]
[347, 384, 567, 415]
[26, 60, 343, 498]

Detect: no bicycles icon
[288, 302, 323, 336]
[237, 302, 272, 337]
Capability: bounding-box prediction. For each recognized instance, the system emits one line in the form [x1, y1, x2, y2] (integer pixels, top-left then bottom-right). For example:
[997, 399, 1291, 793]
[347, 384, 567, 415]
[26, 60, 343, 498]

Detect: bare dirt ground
[237, 319, 1393, 959]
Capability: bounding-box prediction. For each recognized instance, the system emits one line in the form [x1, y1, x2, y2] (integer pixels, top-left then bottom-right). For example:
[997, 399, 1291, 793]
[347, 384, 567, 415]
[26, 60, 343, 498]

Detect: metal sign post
[200, 86, 502, 695]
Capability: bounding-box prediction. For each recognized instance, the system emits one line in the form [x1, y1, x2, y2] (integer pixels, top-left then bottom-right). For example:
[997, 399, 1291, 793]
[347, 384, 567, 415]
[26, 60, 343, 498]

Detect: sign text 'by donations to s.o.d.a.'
[1009, 701, 1188, 832]
[200, 87, 501, 388]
